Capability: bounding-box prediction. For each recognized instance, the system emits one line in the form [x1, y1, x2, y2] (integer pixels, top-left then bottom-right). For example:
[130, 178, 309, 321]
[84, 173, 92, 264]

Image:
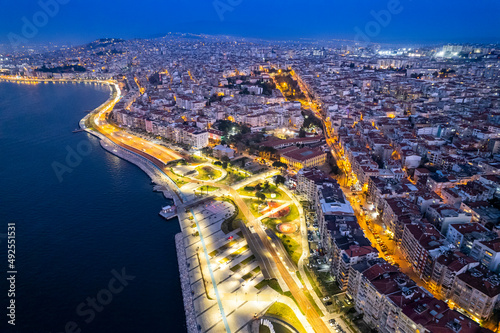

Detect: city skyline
[1, 0, 500, 47]
[2, 2, 500, 333]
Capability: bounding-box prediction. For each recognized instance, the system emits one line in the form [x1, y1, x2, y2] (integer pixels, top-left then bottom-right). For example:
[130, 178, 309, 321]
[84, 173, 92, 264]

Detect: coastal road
[87, 84, 331, 332]
[93, 107, 182, 164]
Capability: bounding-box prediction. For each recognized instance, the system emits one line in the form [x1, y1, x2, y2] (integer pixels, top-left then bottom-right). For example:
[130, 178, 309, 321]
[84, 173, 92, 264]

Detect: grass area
[195, 165, 222, 180]
[296, 271, 305, 286]
[188, 155, 207, 165]
[309, 268, 341, 296]
[209, 250, 218, 257]
[283, 292, 303, 314]
[216, 240, 237, 253]
[195, 185, 218, 193]
[241, 267, 262, 281]
[304, 290, 324, 317]
[266, 302, 307, 333]
[230, 245, 248, 257]
[304, 267, 323, 298]
[219, 169, 248, 185]
[167, 169, 188, 187]
[219, 257, 229, 264]
[280, 204, 299, 222]
[340, 315, 358, 333]
[220, 198, 246, 234]
[255, 279, 304, 315]
[241, 254, 256, 266]
[279, 235, 301, 265]
[255, 279, 283, 294]
[230, 264, 241, 272]
[237, 182, 290, 200]
[230, 254, 256, 273]
[243, 198, 263, 218]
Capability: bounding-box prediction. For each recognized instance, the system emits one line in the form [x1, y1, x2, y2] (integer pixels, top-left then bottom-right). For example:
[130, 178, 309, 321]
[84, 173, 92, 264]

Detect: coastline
[1, 77, 195, 331]
[75, 80, 197, 331]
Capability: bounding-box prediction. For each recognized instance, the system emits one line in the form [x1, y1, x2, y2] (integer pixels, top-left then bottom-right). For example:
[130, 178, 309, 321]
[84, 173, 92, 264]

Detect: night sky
[0, 0, 499, 45]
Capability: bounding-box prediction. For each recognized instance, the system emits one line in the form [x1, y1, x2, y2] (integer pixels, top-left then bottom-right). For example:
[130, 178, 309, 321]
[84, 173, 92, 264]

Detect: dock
[159, 205, 177, 220]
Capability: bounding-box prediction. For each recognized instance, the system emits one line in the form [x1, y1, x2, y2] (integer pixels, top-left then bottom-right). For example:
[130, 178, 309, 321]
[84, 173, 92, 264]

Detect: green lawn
[261, 217, 279, 232]
[304, 267, 323, 298]
[230, 264, 241, 272]
[240, 254, 256, 266]
[237, 182, 289, 200]
[220, 170, 248, 185]
[243, 198, 263, 218]
[241, 267, 262, 281]
[255, 279, 283, 294]
[296, 271, 305, 286]
[188, 155, 207, 165]
[280, 204, 299, 222]
[311, 269, 341, 296]
[195, 185, 218, 193]
[265, 302, 307, 333]
[304, 290, 324, 317]
[279, 235, 301, 265]
[220, 199, 246, 234]
[167, 169, 188, 187]
[195, 165, 222, 180]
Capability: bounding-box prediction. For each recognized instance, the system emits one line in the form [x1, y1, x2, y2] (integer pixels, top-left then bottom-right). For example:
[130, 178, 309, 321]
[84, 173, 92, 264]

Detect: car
[323, 296, 330, 301]
[329, 319, 336, 324]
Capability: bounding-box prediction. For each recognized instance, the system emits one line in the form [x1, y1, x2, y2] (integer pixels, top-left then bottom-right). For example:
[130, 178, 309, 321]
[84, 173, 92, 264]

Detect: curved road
[87, 84, 331, 333]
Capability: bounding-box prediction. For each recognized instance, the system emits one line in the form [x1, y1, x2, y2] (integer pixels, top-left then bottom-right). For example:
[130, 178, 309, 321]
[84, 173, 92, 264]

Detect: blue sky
[1, 0, 499, 45]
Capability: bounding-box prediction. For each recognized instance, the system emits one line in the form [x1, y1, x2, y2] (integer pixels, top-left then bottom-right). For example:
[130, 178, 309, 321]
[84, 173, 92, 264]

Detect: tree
[272, 161, 288, 169]
[263, 180, 270, 190]
[274, 175, 286, 185]
[214, 161, 222, 166]
[255, 192, 266, 202]
[221, 155, 230, 163]
[255, 183, 262, 192]
[202, 147, 213, 156]
[222, 161, 228, 169]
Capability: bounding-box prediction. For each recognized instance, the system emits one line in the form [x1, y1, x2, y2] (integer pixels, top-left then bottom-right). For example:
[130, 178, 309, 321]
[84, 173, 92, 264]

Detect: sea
[0, 81, 186, 333]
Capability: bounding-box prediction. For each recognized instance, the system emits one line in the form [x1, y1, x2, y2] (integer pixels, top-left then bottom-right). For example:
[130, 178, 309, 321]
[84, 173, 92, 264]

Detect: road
[87, 82, 331, 332]
[169, 171, 331, 332]
[91, 92, 182, 164]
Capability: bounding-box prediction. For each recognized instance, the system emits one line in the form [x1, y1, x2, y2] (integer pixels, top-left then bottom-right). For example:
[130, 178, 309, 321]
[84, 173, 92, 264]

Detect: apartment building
[450, 266, 500, 320]
[400, 222, 451, 281]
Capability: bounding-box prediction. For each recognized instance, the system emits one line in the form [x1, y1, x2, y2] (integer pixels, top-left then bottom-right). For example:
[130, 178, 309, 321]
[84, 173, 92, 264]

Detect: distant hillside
[86, 38, 125, 49]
